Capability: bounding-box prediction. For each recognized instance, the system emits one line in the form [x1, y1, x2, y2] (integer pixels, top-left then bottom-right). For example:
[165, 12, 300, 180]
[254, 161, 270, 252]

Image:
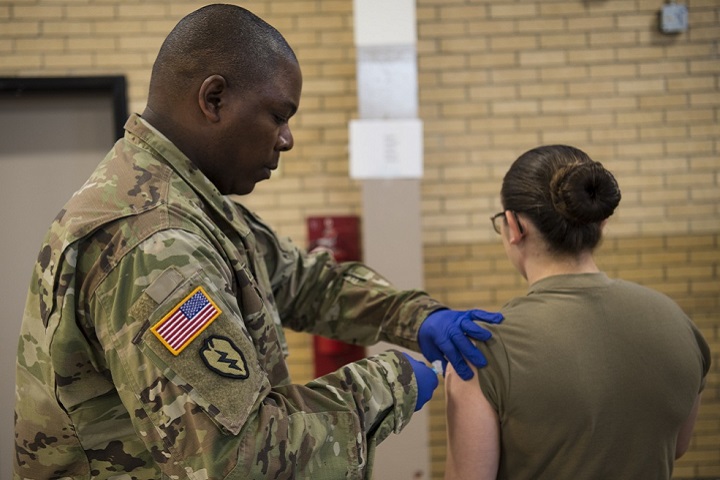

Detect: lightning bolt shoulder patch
[199, 335, 249, 379]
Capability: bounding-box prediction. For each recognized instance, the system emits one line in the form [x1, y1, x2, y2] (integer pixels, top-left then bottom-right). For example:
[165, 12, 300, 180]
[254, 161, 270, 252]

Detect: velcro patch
[151, 286, 221, 355]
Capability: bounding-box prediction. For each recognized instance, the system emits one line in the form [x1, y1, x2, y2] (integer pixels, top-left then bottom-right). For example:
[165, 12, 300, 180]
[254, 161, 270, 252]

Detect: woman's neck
[524, 250, 599, 286]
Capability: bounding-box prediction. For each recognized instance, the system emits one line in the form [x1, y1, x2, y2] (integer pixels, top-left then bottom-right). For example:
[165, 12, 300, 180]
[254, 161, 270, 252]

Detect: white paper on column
[357, 45, 418, 119]
[353, 0, 416, 46]
[349, 119, 423, 179]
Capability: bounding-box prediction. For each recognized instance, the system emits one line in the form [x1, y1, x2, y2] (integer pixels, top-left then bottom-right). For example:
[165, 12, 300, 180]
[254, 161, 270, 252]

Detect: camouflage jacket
[14, 114, 444, 480]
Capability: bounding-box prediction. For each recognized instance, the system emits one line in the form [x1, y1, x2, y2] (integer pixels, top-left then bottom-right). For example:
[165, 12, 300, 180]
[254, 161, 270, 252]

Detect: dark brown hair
[501, 145, 621, 255]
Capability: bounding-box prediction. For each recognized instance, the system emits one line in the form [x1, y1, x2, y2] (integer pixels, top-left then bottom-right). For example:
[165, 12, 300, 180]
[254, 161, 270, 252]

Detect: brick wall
[1, 1, 718, 478]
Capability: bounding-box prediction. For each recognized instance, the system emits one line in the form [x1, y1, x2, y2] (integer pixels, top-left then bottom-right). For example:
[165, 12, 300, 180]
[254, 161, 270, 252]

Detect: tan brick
[468, 51, 516, 68]
[118, 4, 167, 18]
[269, 1, 318, 15]
[617, 13, 655, 29]
[616, 110, 663, 125]
[489, 35, 538, 51]
[519, 50, 565, 66]
[92, 21, 143, 35]
[43, 53, 93, 68]
[689, 25, 720, 42]
[442, 102, 490, 117]
[568, 16, 615, 31]
[666, 139, 715, 155]
[418, 22, 467, 39]
[640, 125, 689, 140]
[16, 37, 65, 52]
[590, 31, 638, 47]
[439, 132, 490, 149]
[66, 5, 115, 19]
[617, 78, 666, 94]
[421, 87, 468, 102]
[617, 46, 665, 62]
[491, 99, 539, 115]
[440, 5, 487, 21]
[467, 19, 515, 36]
[541, 98, 588, 113]
[539, 2, 588, 16]
[589, 64, 637, 78]
[493, 67, 541, 83]
[420, 54, 466, 70]
[441, 37, 488, 53]
[542, 128, 590, 145]
[469, 116, 516, 132]
[567, 47, 617, 65]
[296, 14, 345, 30]
[639, 94, 688, 108]
[542, 33, 589, 49]
[0, 54, 42, 69]
[118, 35, 164, 52]
[639, 60, 688, 77]
[519, 82, 566, 98]
[691, 59, 720, 74]
[589, 97, 638, 111]
[490, 4, 538, 18]
[0, 20, 40, 37]
[668, 75, 716, 91]
[517, 17, 565, 32]
[13, 5, 63, 19]
[68, 37, 118, 51]
[94, 52, 145, 68]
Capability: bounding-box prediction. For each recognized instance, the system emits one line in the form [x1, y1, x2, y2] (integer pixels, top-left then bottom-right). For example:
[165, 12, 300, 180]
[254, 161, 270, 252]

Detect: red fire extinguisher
[307, 216, 366, 377]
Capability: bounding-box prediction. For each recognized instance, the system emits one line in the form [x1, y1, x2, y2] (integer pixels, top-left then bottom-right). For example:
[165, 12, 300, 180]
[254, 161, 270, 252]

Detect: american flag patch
[151, 286, 222, 356]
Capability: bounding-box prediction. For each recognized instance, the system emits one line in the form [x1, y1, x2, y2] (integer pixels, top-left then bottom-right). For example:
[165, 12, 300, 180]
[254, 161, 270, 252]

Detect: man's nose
[277, 126, 294, 151]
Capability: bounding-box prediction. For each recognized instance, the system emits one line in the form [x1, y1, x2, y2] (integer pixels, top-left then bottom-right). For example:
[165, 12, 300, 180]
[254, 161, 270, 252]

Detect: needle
[431, 360, 443, 376]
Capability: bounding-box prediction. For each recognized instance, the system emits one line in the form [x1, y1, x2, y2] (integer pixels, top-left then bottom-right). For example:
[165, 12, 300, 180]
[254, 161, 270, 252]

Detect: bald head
[147, 4, 297, 111]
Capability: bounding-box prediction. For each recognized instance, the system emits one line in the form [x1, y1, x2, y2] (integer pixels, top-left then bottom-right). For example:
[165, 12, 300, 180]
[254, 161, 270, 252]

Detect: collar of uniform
[527, 272, 612, 295]
[123, 113, 252, 237]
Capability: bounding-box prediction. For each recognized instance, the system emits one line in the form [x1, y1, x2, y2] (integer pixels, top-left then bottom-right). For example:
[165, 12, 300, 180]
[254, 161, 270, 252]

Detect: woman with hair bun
[444, 145, 710, 480]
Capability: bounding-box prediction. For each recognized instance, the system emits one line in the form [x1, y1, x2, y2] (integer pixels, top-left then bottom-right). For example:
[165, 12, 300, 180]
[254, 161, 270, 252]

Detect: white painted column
[351, 1, 430, 478]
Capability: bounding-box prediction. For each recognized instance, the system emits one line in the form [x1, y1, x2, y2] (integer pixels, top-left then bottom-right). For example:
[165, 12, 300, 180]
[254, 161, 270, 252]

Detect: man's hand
[418, 309, 503, 380]
[402, 353, 439, 411]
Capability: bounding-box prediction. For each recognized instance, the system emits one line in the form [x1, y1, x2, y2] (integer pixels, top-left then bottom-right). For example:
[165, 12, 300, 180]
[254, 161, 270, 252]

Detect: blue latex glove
[402, 353, 439, 411]
[418, 309, 503, 380]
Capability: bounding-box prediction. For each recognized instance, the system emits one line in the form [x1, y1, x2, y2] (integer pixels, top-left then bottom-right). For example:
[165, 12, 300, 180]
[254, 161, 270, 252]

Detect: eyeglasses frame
[490, 210, 524, 235]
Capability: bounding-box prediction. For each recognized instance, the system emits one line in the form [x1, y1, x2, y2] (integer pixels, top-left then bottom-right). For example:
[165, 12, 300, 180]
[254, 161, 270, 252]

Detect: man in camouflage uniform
[14, 5, 500, 479]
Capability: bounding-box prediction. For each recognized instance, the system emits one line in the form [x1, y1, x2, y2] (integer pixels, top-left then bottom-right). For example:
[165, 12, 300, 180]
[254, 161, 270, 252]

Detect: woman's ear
[198, 75, 227, 122]
[505, 211, 525, 245]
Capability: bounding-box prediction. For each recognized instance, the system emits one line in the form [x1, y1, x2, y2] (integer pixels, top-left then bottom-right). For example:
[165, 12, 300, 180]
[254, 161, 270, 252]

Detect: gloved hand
[418, 309, 503, 380]
[402, 353, 439, 411]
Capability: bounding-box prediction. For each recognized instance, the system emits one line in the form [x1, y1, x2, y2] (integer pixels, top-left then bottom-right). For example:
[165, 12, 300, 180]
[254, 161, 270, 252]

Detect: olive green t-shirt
[476, 273, 710, 479]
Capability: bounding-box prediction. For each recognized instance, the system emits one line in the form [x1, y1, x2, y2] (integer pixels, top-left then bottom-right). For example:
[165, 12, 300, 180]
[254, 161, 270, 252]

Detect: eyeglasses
[490, 210, 524, 235]
[490, 211, 506, 234]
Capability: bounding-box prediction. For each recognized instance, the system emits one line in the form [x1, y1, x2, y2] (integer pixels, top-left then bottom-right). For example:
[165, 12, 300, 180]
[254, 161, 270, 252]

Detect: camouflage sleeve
[244, 210, 446, 350]
[92, 228, 417, 479]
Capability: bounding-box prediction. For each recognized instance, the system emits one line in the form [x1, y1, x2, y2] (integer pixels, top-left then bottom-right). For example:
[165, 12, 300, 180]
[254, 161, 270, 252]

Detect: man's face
[208, 57, 302, 196]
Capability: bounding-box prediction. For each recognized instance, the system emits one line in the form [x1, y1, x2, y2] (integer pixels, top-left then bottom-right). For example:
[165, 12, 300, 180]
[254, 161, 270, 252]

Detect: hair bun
[549, 161, 621, 224]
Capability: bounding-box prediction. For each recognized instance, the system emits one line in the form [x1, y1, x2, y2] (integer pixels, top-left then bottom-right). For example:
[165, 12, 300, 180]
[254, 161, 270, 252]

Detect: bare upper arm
[444, 363, 500, 480]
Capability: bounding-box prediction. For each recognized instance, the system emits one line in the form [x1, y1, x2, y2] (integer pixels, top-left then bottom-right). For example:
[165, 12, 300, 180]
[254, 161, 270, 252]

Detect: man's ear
[505, 211, 525, 245]
[198, 75, 227, 122]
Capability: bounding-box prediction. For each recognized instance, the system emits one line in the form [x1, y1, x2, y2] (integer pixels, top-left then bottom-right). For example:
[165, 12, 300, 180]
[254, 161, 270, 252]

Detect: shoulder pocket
[132, 269, 269, 435]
